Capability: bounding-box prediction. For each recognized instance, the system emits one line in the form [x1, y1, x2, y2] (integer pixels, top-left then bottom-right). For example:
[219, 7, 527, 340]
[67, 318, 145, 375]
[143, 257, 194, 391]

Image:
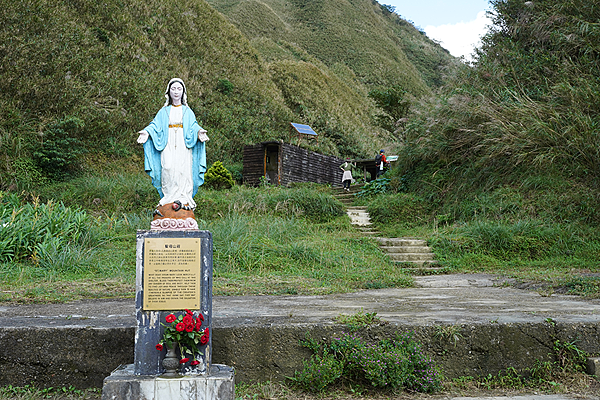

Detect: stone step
[376, 237, 427, 247]
[380, 245, 433, 254]
[347, 212, 368, 217]
[349, 215, 371, 221]
[346, 207, 371, 226]
[387, 253, 436, 262]
[347, 209, 368, 214]
[351, 221, 372, 226]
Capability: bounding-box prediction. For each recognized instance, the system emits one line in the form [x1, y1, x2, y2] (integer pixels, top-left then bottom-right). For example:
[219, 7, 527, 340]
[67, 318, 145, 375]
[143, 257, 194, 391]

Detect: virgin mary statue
[137, 78, 209, 210]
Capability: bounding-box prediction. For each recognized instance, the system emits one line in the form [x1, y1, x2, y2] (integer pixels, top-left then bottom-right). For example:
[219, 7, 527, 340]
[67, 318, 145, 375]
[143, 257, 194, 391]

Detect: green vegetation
[0, 0, 454, 193]
[2, 0, 600, 398]
[0, 385, 99, 400]
[203, 160, 235, 190]
[0, 186, 412, 302]
[350, 0, 600, 292]
[206, 0, 453, 94]
[290, 332, 442, 393]
[334, 309, 384, 330]
[0, 0, 598, 305]
[449, 340, 593, 393]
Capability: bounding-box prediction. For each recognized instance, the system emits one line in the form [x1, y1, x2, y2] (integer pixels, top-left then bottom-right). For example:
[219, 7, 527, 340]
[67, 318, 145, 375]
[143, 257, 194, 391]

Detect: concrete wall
[1, 322, 599, 389]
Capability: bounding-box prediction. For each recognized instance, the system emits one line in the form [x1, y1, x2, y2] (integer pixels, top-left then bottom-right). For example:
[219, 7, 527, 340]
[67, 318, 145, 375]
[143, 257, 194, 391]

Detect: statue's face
[169, 82, 184, 105]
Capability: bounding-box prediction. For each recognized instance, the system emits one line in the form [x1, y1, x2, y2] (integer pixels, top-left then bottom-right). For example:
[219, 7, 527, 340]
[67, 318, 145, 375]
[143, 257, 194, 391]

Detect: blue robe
[142, 105, 207, 198]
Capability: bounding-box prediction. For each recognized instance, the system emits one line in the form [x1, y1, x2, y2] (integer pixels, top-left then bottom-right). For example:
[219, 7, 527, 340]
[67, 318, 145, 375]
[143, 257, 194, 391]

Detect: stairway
[346, 206, 380, 236]
[333, 186, 437, 269]
[375, 237, 437, 266]
[333, 185, 361, 206]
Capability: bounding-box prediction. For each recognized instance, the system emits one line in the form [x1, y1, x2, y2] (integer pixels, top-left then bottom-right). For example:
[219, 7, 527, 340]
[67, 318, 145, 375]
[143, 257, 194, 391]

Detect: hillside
[205, 0, 453, 93]
[368, 0, 600, 274]
[0, 0, 456, 193]
[395, 0, 600, 213]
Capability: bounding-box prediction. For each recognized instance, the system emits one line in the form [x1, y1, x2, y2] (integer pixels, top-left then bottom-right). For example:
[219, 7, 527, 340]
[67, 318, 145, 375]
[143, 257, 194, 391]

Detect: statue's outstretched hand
[137, 131, 149, 144]
[198, 129, 210, 143]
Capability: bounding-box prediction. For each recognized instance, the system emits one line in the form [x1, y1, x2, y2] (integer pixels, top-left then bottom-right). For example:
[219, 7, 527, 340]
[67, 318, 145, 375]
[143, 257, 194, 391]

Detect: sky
[384, 0, 493, 60]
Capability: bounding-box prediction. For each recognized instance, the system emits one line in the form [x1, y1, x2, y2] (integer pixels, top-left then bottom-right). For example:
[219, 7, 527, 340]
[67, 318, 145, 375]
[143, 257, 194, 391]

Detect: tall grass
[206, 213, 411, 296]
[0, 192, 98, 266]
[0, 184, 412, 302]
[391, 0, 600, 219]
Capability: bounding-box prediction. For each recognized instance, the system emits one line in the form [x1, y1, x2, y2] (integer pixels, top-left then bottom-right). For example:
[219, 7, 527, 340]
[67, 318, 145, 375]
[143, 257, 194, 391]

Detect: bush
[368, 85, 410, 130]
[203, 161, 235, 190]
[216, 78, 234, 95]
[290, 332, 442, 393]
[356, 176, 390, 197]
[33, 116, 85, 180]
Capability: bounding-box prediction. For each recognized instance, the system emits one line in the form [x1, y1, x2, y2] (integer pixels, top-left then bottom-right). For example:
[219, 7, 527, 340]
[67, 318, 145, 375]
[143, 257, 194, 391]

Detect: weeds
[290, 332, 442, 393]
[449, 339, 592, 392]
[334, 309, 385, 330]
[0, 385, 100, 399]
[434, 325, 463, 347]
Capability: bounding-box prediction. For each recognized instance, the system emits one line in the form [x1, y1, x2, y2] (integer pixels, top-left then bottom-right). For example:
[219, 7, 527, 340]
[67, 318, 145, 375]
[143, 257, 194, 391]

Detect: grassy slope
[357, 0, 600, 295]
[0, 0, 297, 185]
[0, 0, 454, 191]
[206, 0, 453, 93]
[202, 0, 457, 156]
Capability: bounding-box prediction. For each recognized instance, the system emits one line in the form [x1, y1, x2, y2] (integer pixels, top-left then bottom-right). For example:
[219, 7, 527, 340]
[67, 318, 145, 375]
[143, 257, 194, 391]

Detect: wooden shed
[243, 141, 345, 187]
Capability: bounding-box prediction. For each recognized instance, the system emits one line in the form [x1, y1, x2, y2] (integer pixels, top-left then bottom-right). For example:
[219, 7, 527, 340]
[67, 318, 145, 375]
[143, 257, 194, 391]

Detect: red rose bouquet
[156, 309, 210, 365]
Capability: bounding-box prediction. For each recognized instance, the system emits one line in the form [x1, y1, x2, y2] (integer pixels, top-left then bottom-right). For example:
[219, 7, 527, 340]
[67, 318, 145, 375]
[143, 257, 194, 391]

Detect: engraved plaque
[143, 237, 201, 310]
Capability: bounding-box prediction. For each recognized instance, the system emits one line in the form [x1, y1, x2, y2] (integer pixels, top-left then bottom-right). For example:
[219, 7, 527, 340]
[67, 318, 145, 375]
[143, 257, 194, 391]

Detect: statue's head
[164, 78, 188, 106]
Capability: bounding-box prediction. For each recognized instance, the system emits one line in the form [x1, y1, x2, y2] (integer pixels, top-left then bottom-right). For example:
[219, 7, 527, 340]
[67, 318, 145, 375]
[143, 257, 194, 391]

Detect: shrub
[216, 79, 234, 95]
[33, 116, 85, 180]
[203, 161, 235, 190]
[356, 176, 390, 197]
[290, 332, 442, 393]
[369, 85, 410, 130]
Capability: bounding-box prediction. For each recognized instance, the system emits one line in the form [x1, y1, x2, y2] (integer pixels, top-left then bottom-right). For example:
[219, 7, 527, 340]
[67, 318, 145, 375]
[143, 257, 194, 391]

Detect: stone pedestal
[102, 364, 234, 400]
[102, 229, 234, 399]
[134, 230, 213, 375]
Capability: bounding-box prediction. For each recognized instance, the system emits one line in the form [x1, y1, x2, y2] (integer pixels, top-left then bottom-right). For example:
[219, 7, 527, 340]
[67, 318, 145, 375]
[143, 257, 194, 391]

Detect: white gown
[159, 105, 196, 208]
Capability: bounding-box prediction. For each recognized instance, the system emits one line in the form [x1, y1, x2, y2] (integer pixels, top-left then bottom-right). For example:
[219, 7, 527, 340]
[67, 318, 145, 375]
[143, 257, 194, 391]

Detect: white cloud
[424, 11, 491, 61]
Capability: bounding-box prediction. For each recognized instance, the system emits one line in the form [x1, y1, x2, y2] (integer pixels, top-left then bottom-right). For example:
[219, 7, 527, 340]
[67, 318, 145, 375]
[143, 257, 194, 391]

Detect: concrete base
[101, 364, 234, 400]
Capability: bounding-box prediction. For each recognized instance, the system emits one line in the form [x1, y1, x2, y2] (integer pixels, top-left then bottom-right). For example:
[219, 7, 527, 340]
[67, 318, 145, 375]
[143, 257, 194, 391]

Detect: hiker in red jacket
[376, 149, 388, 178]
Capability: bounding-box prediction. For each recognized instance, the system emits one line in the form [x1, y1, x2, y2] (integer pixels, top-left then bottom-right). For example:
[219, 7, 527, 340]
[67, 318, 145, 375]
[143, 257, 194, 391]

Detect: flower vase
[162, 344, 180, 376]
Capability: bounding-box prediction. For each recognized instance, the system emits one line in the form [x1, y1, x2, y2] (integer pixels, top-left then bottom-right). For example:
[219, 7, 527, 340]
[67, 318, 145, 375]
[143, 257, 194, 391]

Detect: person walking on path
[376, 149, 388, 178]
[340, 158, 356, 191]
